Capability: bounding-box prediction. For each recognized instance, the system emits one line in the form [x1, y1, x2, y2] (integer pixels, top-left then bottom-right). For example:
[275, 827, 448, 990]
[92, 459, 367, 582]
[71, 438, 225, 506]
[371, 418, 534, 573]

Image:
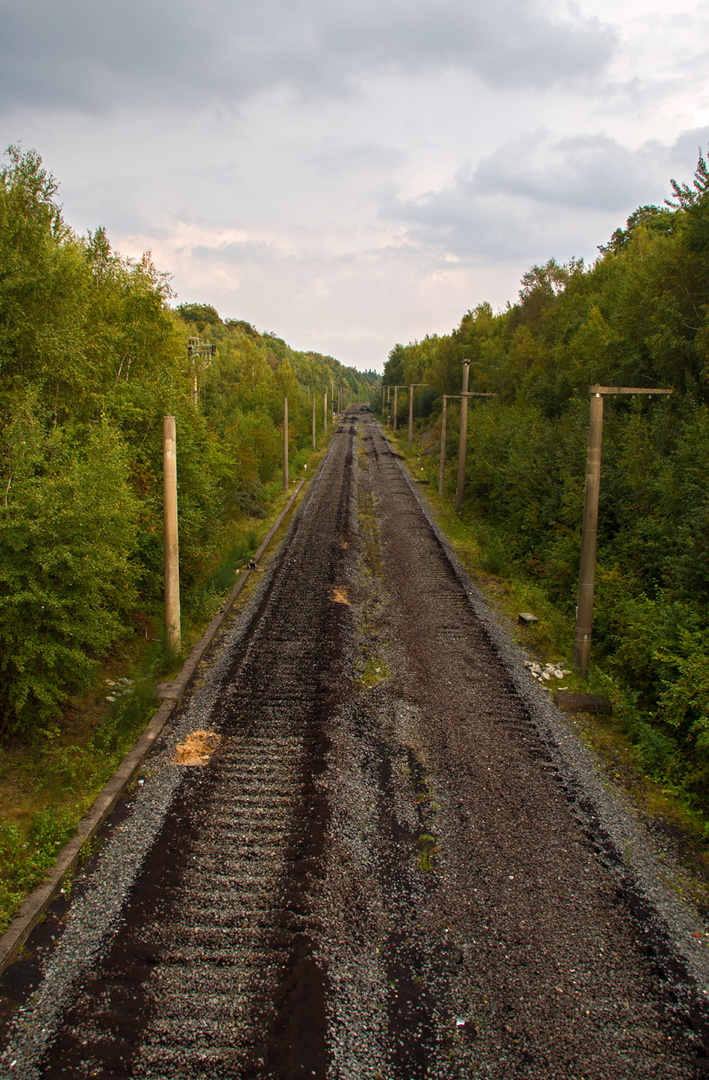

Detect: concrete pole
[163, 416, 181, 654]
[283, 396, 289, 492]
[408, 384, 414, 451]
[573, 391, 604, 676]
[324, 390, 327, 432]
[455, 361, 471, 514]
[393, 386, 399, 431]
[312, 391, 316, 450]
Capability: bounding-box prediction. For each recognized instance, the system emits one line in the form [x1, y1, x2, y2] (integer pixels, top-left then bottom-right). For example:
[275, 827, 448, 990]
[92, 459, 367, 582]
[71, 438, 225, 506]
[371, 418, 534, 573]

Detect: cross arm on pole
[589, 386, 673, 396]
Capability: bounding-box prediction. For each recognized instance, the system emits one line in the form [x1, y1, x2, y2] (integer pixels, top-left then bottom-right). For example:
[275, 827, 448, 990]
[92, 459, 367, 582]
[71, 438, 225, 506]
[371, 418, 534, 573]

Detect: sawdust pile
[175, 730, 222, 766]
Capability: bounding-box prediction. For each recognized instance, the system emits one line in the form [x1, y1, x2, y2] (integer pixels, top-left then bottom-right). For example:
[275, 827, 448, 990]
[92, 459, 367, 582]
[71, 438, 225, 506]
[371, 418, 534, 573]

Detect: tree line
[0, 146, 377, 741]
[381, 151, 709, 808]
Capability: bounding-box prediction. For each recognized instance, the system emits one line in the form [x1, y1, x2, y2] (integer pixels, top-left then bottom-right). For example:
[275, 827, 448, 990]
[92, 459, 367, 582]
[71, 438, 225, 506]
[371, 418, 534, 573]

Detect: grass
[0, 434, 330, 936]
[383, 417, 709, 909]
[353, 430, 391, 690]
[417, 833, 438, 872]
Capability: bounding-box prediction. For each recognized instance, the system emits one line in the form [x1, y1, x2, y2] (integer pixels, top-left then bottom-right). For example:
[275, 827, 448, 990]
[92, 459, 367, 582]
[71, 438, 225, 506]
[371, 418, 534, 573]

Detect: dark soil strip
[0, 419, 357, 1078]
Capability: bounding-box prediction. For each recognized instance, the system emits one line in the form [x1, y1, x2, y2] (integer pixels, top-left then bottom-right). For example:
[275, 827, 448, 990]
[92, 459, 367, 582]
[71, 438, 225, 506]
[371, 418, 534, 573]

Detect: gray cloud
[386, 188, 551, 262]
[193, 240, 277, 265]
[666, 125, 709, 181]
[382, 128, 709, 263]
[307, 141, 406, 175]
[0, 0, 616, 115]
[470, 132, 656, 211]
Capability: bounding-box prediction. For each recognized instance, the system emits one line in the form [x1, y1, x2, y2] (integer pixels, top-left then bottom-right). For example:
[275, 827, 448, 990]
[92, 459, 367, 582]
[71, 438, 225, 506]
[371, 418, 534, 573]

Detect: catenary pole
[440, 395, 460, 496]
[573, 385, 673, 676]
[283, 397, 289, 492]
[408, 384, 429, 451]
[408, 384, 414, 450]
[573, 390, 603, 677]
[392, 385, 407, 432]
[163, 416, 181, 654]
[455, 361, 471, 514]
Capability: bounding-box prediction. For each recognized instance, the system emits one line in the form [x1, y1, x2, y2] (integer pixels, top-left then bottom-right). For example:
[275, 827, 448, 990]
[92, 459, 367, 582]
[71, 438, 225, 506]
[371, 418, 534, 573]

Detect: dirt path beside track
[2, 407, 709, 1079]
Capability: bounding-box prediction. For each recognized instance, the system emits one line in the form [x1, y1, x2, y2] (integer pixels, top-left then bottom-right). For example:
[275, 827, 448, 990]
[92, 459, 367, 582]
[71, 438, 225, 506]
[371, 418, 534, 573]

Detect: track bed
[2, 408, 708, 1078]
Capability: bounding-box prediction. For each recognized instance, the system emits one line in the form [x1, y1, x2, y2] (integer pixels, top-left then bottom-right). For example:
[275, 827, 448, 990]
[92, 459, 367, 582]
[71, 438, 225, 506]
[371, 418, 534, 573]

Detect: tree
[665, 148, 709, 210]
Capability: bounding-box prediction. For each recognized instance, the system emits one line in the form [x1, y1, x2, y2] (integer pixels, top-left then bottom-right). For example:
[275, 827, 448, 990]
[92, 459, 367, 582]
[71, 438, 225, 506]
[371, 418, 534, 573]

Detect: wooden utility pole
[454, 370, 496, 514]
[324, 390, 327, 432]
[455, 362, 471, 514]
[440, 395, 460, 496]
[392, 385, 407, 432]
[283, 397, 289, 492]
[312, 391, 316, 450]
[573, 385, 673, 676]
[408, 384, 429, 451]
[163, 416, 181, 654]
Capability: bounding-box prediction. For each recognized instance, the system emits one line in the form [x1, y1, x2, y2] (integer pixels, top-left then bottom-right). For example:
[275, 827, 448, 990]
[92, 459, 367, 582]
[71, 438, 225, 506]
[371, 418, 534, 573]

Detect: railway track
[2, 407, 709, 1078]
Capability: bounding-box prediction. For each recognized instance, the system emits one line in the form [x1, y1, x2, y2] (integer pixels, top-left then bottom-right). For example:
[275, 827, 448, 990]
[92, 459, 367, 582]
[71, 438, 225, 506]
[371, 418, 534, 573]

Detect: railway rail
[2, 407, 709, 1078]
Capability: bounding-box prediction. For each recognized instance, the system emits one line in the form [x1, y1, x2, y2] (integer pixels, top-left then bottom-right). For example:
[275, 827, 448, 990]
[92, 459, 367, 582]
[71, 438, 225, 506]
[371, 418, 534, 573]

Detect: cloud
[666, 125, 709, 179]
[470, 132, 657, 210]
[381, 128, 709, 263]
[193, 239, 277, 265]
[307, 141, 406, 176]
[0, 0, 616, 115]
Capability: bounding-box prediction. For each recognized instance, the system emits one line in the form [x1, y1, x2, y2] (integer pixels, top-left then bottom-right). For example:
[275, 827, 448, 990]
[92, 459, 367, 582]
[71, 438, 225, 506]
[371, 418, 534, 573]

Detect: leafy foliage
[0, 146, 378, 740]
[382, 147, 709, 808]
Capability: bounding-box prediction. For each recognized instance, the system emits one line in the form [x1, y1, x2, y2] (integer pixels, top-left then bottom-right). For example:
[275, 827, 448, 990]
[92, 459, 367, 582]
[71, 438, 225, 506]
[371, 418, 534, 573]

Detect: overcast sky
[2, 0, 708, 371]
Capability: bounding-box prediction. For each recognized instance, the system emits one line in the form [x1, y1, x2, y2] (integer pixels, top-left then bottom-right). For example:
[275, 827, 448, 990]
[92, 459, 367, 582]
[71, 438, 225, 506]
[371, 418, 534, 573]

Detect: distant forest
[383, 151, 709, 806]
[0, 146, 377, 739]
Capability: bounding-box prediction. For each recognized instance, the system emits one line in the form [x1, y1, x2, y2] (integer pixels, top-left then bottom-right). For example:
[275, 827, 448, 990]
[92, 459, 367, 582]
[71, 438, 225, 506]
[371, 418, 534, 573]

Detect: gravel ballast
[1, 407, 708, 1078]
